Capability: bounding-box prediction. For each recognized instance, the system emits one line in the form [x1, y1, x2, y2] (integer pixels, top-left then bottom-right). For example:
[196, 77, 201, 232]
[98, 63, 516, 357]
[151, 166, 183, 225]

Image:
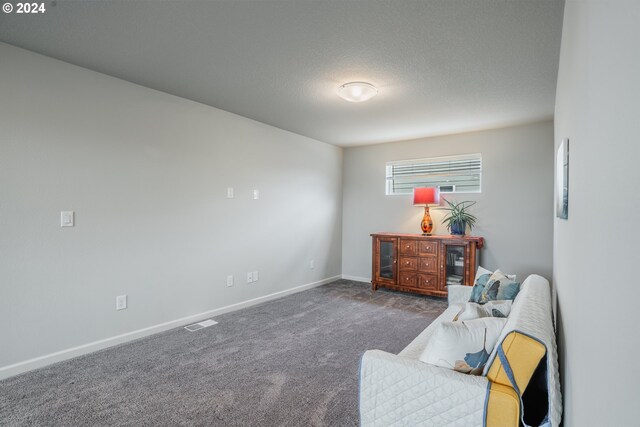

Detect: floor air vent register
[184, 319, 218, 332]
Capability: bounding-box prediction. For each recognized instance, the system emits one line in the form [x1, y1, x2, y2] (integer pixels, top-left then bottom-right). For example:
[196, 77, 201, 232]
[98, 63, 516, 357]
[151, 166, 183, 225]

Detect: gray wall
[342, 121, 554, 282]
[0, 43, 343, 371]
[554, 1, 640, 425]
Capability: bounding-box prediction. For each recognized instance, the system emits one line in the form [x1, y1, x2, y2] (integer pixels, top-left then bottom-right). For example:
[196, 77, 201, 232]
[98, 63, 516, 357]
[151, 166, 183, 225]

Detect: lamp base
[420, 206, 433, 235]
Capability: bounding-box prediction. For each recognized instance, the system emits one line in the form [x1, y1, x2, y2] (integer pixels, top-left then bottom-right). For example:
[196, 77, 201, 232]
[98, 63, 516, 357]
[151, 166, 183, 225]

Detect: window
[385, 153, 482, 195]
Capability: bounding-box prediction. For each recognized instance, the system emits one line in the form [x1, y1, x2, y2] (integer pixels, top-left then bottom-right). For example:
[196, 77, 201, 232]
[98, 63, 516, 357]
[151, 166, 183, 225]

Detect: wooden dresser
[371, 233, 484, 298]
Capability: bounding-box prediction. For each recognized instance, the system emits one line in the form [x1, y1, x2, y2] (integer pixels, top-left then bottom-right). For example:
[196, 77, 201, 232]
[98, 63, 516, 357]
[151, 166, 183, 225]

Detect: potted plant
[437, 197, 477, 236]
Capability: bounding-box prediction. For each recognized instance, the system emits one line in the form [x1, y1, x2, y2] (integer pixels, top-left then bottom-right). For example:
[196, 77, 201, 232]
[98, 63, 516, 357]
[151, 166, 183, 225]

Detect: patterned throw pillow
[469, 272, 491, 303]
[419, 317, 508, 375]
[469, 266, 517, 304]
[479, 270, 521, 304]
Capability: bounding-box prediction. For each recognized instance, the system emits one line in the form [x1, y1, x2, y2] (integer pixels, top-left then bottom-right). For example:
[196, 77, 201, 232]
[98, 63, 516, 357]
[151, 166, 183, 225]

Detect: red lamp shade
[413, 187, 440, 206]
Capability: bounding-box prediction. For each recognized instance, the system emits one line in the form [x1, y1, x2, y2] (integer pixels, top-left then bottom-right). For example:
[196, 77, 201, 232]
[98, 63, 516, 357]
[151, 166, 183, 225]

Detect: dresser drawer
[418, 274, 438, 290]
[399, 256, 418, 271]
[399, 273, 418, 287]
[419, 256, 437, 273]
[399, 240, 418, 255]
[418, 241, 437, 255]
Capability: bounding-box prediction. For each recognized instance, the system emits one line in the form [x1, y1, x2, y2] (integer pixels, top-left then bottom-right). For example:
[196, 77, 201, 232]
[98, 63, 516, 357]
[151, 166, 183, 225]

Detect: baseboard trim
[341, 274, 371, 283]
[0, 275, 341, 380]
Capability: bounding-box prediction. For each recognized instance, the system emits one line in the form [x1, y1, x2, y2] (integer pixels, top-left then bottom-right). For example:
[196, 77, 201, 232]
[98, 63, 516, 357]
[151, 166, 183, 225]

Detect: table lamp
[413, 187, 440, 235]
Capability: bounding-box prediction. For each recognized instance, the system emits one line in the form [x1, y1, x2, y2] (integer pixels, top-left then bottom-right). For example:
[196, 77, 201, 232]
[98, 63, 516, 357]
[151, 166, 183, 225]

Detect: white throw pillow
[454, 300, 513, 321]
[483, 300, 513, 318]
[455, 302, 490, 321]
[419, 317, 507, 375]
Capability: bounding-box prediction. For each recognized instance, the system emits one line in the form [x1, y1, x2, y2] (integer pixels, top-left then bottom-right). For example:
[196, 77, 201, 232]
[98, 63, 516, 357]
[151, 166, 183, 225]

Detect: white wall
[342, 121, 554, 282]
[0, 42, 343, 375]
[554, 1, 640, 425]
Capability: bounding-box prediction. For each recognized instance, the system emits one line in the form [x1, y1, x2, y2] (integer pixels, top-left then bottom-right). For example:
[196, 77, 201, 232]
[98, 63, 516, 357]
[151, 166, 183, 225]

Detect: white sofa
[359, 274, 562, 427]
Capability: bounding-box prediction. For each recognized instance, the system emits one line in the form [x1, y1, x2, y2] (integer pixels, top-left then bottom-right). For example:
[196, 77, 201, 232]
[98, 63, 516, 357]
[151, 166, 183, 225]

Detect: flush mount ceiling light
[337, 82, 378, 103]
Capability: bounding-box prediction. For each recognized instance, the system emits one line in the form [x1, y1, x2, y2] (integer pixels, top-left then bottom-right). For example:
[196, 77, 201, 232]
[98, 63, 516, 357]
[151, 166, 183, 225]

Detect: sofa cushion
[487, 331, 546, 392]
[447, 284, 474, 305]
[485, 382, 520, 427]
[482, 274, 562, 426]
[419, 317, 507, 375]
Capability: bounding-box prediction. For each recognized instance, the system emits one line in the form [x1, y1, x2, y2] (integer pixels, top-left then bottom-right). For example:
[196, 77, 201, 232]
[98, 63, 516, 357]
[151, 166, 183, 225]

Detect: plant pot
[450, 221, 466, 236]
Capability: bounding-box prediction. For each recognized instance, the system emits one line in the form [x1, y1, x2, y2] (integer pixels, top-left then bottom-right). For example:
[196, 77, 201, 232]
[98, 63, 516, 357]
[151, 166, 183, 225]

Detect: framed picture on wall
[556, 138, 569, 219]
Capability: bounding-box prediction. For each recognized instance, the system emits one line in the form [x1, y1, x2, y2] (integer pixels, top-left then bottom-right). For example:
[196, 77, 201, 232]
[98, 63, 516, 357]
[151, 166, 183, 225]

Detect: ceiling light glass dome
[337, 82, 378, 102]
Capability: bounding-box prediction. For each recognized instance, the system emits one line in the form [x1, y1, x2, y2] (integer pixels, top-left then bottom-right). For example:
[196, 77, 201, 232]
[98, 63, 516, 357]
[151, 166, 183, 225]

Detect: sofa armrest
[448, 284, 473, 306]
[360, 350, 487, 427]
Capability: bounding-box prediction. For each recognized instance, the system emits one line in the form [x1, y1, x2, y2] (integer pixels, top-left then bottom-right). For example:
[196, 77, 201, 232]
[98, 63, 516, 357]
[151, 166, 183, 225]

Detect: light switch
[227, 187, 234, 198]
[253, 189, 259, 200]
[116, 294, 127, 311]
[60, 211, 74, 227]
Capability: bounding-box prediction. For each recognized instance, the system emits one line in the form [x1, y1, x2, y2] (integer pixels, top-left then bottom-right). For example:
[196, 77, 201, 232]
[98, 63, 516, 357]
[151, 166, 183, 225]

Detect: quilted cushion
[360, 350, 487, 427]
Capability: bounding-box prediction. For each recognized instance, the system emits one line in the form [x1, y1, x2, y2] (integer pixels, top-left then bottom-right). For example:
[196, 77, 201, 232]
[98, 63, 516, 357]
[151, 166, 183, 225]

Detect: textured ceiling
[0, 0, 564, 147]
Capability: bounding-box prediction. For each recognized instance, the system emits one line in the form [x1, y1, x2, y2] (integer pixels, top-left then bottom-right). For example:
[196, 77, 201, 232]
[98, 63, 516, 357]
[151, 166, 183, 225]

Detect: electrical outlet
[116, 295, 127, 311]
[227, 187, 234, 198]
[309, 259, 315, 269]
[226, 275, 234, 287]
[247, 272, 253, 283]
[253, 189, 259, 200]
[252, 271, 259, 282]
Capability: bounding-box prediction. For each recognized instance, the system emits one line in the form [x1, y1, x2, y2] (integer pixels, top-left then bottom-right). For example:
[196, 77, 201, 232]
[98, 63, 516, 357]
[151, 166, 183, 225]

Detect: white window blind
[385, 153, 482, 195]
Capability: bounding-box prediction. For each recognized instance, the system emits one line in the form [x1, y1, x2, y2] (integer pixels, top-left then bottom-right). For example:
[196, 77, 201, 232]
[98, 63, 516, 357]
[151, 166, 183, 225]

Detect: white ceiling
[0, 0, 564, 147]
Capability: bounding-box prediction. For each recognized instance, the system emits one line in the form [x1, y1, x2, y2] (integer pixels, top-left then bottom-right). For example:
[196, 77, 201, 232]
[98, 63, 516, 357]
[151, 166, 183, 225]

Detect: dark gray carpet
[0, 280, 446, 426]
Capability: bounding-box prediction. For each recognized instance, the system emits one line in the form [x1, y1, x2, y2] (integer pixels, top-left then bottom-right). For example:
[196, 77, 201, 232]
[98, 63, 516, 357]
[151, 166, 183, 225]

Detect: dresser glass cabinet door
[442, 244, 467, 290]
[375, 237, 397, 284]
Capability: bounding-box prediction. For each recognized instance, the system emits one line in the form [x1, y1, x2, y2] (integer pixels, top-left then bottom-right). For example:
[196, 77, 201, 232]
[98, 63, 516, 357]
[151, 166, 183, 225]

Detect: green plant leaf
[434, 196, 477, 231]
